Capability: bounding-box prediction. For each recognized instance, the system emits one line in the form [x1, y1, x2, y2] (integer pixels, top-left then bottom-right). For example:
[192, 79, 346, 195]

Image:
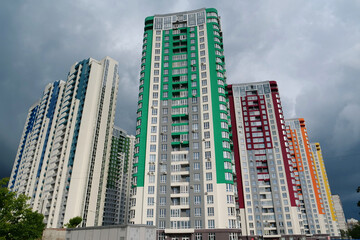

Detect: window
[227, 195, 234, 204]
[160, 185, 166, 194]
[147, 209, 154, 217]
[148, 197, 154, 206]
[206, 183, 213, 192]
[194, 184, 201, 193]
[149, 154, 156, 162]
[160, 175, 166, 183]
[205, 162, 212, 170]
[208, 220, 215, 229]
[225, 172, 233, 180]
[194, 162, 200, 170]
[195, 208, 201, 217]
[208, 207, 214, 216]
[159, 209, 166, 218]
[194, 196, 201, 205]
[204, 132, 210, 139]
[150, 145, 156, 152]
[148, 186, 154, 194]
[195, 221, 202, 230]
[203, 104, 208, 111]
[151, 126, 157, 133]
[194, 173, 200, 181]
[207, 195, 214, 204]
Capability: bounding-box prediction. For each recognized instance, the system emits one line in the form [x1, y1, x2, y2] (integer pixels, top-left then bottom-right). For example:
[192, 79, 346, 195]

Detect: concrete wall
[42, 228, 66, 240]
[66, 225, 156, 240]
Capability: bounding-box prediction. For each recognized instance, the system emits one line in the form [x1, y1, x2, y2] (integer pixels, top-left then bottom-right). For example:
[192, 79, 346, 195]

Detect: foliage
[348, 223, 360, 239]
[0, 178, 45, 240]
[347, 186, 360, 239]
[64, 216, 82, 228]
[340, 229, 348, 238]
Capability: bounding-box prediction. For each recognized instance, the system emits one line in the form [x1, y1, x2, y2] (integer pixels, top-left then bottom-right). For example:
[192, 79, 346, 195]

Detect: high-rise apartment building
[103, 126, 135, 225]
[227, 81, 303, 238]
[129, 8, 240, 239]
[285, 118, 340, 236]
[285, 119, 323, 235]
[332, 194, 347, 233]
[311, 143, 340, 236]
[9, 57, 119, 228]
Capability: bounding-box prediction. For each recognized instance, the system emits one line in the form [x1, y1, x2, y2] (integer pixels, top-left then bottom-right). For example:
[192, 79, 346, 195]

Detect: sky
[0, 0, 359, 220]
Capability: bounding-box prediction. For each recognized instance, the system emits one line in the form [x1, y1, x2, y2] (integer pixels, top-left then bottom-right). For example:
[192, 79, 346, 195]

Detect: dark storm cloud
[1, 0, 359, 219]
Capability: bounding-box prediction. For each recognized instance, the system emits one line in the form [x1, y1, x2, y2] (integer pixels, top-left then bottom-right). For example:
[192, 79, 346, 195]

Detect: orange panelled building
[286, 118, 339, 236]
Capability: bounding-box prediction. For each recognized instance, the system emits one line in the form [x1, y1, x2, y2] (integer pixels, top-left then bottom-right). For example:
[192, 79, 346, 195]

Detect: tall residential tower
[332, 195, 347, 233]
[286, 119, 329, 235]
[103, 126, 135, 226]
[9, 57, 119, 228]
[129, 8, 240, 239]
[227, 81, 303, 238]
[311, 143, 340, 236]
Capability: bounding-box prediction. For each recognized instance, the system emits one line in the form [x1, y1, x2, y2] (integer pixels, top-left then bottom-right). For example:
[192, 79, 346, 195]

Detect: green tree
[0, 178, 45, 240]
[348, 223, 360, 239]
[64, 216, 82, 228]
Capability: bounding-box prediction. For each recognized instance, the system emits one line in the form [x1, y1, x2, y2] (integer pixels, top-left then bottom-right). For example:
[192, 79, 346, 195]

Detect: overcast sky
[1, 0, 359, 220]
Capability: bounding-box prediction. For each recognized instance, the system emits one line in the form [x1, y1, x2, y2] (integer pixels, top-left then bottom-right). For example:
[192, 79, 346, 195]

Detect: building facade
[227, 81, 303, 238]
[310, 143, 340, 237]
[331, 195, 347, 233]
[103, 126, 135, 226]
[129, 8, 240, 239]
[285, 118, 340, 237]
[9, 57, 119, 228]
[285, 119, 324, 235]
